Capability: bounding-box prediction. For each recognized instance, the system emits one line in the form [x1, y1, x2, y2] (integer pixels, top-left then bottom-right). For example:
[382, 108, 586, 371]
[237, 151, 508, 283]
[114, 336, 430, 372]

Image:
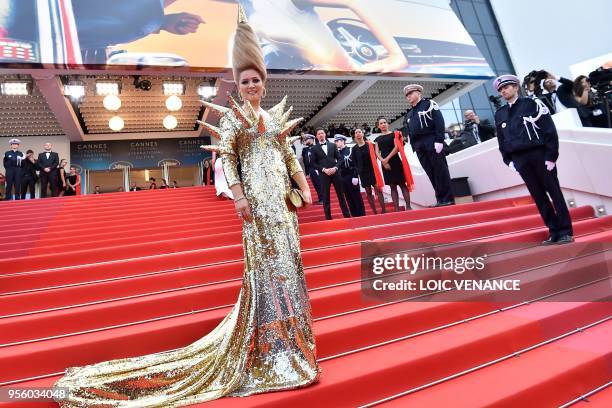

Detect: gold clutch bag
[286, 188, 305, 211]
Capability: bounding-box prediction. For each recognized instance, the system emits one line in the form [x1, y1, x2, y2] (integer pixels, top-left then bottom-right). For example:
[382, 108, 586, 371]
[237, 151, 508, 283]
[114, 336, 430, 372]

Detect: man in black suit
[310, 128, 351, 220]
[21, 149, 38, 199]
[301, 134, 322, 204]
[37, 142, 60, 197]
[335, 134, 365, 217]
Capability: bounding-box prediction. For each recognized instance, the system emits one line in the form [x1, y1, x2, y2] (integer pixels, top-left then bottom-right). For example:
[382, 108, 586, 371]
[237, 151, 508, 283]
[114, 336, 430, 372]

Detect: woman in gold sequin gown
[53, 8, 320, 407]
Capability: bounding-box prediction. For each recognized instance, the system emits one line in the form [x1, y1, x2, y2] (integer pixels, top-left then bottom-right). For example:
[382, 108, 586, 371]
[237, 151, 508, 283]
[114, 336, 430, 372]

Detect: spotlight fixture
[567, 199, 576, 208]
[1, 80, 32, 96]
[103, 94, 122, 111]
[109, 116, 125, 131]
[596, 205, 607, 216]
[197, 79, 217, 100]
[134, 76, 152, 91]
[64, 80, 86, 100]
[163, 115, 178, 130]
[165, 95, 182, 111]
[162, 81, 185, 96]
[95, 80, 121, 96]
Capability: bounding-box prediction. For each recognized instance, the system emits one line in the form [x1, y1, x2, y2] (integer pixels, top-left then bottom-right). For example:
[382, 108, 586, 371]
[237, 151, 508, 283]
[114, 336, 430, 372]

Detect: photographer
[461, 110, 496, 148]
[588, 66, 612, 128]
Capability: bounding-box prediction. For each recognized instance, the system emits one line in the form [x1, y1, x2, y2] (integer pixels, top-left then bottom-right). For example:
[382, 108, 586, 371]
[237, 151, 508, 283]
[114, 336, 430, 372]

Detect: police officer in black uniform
[3, 138, 25, 200]
[21, 149, 38, 199]
[493, 74, 573, 245]
[301, 134, 322, 204]
[404, 84, 454, 206]
[335, 134, 365, 217]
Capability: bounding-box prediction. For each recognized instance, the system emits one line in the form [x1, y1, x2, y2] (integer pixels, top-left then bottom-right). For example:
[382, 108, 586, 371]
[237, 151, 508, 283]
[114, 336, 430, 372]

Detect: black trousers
[21, 175, 37, 199]
[308, 168, 322, 201]
[512, 149, 573, 238]
[416, 148, 454, 204]
[341, 174, 365, 217]
[5, 168, 23, 200]
[320, 171, 350, 220]
[40, 169, 59, 198]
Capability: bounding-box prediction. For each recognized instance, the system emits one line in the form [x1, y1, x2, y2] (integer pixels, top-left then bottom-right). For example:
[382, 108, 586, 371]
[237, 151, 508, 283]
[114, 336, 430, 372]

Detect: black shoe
[555, 235, 574, 245]
[541, 235, 558, 245]
[433, 201, 454, 207]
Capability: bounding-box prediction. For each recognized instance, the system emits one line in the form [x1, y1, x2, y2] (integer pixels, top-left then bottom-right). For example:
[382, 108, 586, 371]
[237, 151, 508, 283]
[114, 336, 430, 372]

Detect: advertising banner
[70, 136, 211, 171]
[1, 0, 494, 78]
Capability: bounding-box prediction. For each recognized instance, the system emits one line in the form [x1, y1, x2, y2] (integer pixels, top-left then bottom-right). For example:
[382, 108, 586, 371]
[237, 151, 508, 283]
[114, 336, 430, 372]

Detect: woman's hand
[301, 189, 313, 207]
[383, 162, 391, 170]
[234, 197, 253, 222]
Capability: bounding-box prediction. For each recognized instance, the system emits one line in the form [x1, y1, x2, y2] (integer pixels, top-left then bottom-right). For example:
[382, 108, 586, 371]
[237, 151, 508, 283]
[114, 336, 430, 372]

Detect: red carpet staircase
[0, 185, 610, 407]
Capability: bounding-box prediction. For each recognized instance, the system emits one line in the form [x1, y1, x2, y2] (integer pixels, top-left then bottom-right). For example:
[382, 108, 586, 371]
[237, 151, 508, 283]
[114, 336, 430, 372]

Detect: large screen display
[0, 0, 494, 78]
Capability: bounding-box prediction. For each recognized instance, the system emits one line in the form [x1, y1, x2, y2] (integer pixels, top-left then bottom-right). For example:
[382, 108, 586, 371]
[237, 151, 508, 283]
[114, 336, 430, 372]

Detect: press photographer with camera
[460, 110, 496, 148]
[587, 65, 612, 128]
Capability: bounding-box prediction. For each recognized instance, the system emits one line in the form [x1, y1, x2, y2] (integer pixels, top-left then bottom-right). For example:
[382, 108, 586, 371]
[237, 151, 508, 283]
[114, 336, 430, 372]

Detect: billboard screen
[0, 0, 494, 78]
[70, 136, 212, 171]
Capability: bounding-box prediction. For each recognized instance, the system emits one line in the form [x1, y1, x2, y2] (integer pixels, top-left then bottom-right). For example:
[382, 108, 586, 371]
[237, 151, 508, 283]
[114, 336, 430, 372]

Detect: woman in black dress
[351, 128, 386, 214]
[57, 159, 68, 197]
[374, 116, 411, 211]
[64, 166, 81, 196]
[203, 158, 215, 185]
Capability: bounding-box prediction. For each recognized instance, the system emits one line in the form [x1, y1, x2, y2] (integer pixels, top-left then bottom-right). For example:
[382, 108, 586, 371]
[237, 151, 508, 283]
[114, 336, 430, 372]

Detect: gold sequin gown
[53, 97, 321, 407]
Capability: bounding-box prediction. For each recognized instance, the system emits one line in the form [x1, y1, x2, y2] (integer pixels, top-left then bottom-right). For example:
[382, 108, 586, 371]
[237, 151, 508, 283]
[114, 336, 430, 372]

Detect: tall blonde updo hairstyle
[232, 6, 267, 84]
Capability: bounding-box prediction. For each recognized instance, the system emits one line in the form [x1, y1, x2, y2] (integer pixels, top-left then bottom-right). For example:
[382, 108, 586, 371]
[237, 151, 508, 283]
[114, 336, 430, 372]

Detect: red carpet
[0, 185, 610, 407]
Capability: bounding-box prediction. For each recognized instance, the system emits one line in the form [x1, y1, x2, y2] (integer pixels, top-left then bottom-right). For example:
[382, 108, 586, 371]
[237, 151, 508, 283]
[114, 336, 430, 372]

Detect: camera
[588, 66, 612, 128]
[489, 95, 503, 110]
[463, 120, 475, 131]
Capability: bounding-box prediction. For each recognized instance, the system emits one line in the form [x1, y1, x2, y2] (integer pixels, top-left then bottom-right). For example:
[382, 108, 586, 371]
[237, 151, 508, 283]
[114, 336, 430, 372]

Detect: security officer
[493, 74, 573, 245]
[3, 138, 25, 200]
[404, 84, 454, 206]
[301, 134, 322, 204]
[335, 134, 365, 217]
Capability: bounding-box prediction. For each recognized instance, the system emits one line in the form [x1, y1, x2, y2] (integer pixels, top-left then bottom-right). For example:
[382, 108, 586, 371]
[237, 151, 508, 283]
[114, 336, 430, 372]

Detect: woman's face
[238, 69, 264, 105]
[60, 160, 67, 167]
[354, 129, 364, 142]
[378, 119, 389, 133]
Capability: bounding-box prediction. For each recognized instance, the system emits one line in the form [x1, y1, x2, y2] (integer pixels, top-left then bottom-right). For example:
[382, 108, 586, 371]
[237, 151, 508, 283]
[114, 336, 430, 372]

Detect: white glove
[545, 161, 556, 171]
[352, 178, 359, 186]
[434, 143, 443, 154]
[509, 161, 517, 172]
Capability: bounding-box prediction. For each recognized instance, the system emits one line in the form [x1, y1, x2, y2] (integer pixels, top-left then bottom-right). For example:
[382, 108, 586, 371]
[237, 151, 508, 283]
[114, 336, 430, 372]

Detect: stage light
[103, 94, 122, 111]
[64, 81, 85, 99]
[163, 115, 178, 130]
[96, 81, 121, 96]
[198, 80, 217, 100]
[1, 80, 31, 95]
[163, 81, 185, 96]
[109, 116, 124, 131]
[165, 95, 182, 111]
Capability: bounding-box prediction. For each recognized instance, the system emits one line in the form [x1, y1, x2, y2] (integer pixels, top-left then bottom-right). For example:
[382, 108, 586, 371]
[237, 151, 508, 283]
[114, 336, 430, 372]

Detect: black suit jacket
[37, 151, 59, 170]
[310, 141, 341, 173]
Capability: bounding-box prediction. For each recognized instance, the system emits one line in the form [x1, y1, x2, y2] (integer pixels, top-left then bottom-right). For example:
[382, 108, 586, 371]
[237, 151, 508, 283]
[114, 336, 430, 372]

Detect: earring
[262, 88, 267, 99]
[238, 92, 244, 102]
